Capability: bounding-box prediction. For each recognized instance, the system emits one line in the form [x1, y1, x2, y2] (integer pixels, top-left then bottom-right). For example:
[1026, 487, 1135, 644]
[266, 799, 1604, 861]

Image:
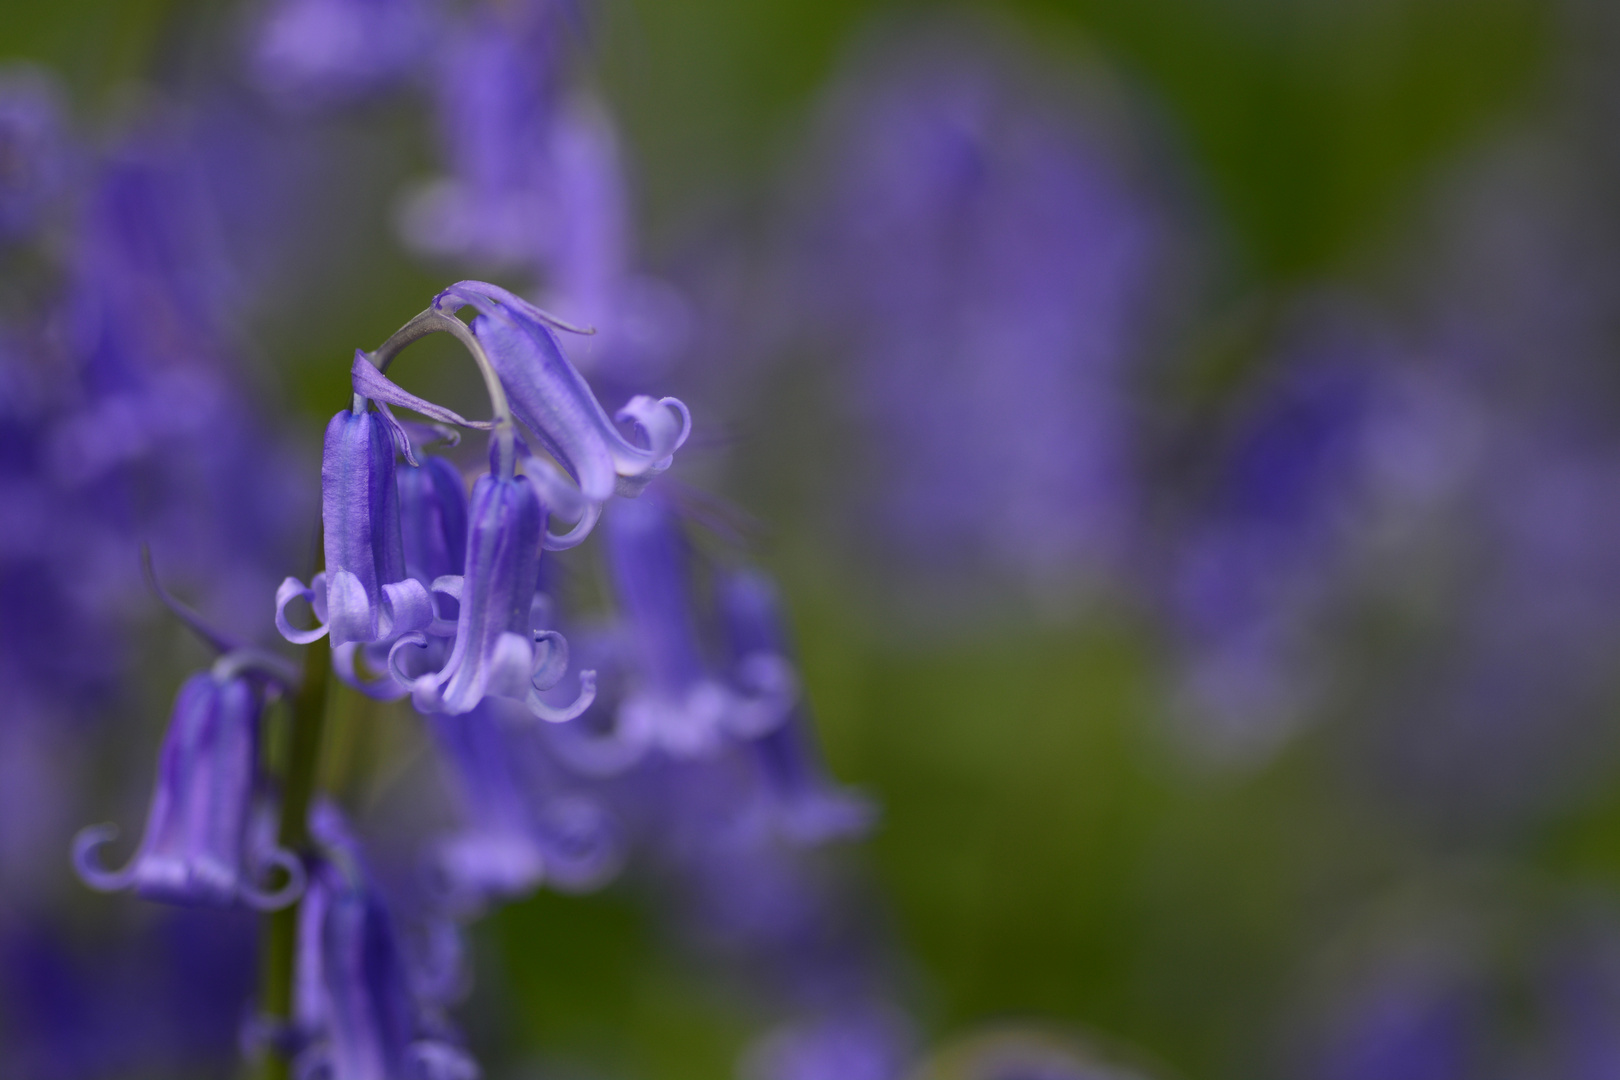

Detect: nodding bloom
[295, 805, 477, 1080]
[398, 455, 470, 588]
[335, 453, 471, 700]
[435, 280, 690, 509]
[72, 656, 303, 911]
[276, 408, 436, 650]
[344, 280, 690, 549]
[799, 23, 1175, 595]
[390, 464, 595, 722]
[717, 570, 873, 845]
[601, 493, 796, 759]
[427, 699, 622, 912]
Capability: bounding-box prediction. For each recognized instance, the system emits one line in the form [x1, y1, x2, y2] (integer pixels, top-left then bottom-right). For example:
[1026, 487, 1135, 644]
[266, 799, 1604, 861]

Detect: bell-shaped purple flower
[600, 494, 796, 759]
[277, 409, 435, 649]
[427, 700, 622, 912]
[334, 454, 471, 701]
[73, 665, 302, 911]
[295, 807, 477, 1080]
[435, 281, 690, 512]
[718, 570, 872, 844]
[399, 455, 469, 587]
[391, 468, 594, 722]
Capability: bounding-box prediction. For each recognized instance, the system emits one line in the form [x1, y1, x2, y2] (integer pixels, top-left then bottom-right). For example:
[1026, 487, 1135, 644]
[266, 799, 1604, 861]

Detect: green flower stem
[258, 636, 331, 1080]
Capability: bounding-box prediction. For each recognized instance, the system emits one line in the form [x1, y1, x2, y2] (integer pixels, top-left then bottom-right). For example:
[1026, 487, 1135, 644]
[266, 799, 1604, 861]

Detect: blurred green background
[3, 0, 1593, 1077]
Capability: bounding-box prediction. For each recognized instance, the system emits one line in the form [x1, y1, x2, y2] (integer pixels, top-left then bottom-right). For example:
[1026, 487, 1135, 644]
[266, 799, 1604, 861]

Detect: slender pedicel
[357, 305, 516, 478]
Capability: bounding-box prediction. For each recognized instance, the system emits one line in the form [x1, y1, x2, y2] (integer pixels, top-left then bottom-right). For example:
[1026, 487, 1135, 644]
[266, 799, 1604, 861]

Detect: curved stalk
[356, 307, 517, 478]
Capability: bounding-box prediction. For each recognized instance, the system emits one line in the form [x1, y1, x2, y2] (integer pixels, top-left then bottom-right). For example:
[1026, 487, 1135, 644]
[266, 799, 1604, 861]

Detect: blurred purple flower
[73, 665, 302, 911]
[717, 569, 873, 844]
[802, 24, 1173, 593]
[743, 1008, 912, 1080]
[0, 64, 72, 242]
[598, 493, 796, 759]
[398, 4, 690, 381]
[295, 805, 477, 1080]
[250, 0, 440, 108]
[426, 698, 622, 911]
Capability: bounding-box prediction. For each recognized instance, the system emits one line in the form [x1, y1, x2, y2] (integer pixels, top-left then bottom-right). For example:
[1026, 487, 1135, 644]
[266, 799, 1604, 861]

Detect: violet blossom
[800, 24, 1173, 595]
[294, 804, 477, 1080]
[73, 658, 303, 911]
[717, 569, 873, 844]
[596, 491, 796, 760]
[389, 464, 592, 721]
[426, 698, 622, 911]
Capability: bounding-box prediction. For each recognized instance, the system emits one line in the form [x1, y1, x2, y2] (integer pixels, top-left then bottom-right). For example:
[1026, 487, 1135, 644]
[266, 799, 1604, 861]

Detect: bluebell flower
[398, 455, 470, 588]
[335, 453, 470, 700]
[397, 2, 567, 270]
[800, 23, 1175, 595]
[599, 492, 795, 759]
[435, 280, 690, 509]
[277, 409, 435, 649]
[72, 659, 303, 911]
[390, 466, 595, 722]
[426, 698, 622, 911]
[717, 570, 873, 844]
[295, 805, 478, 1080]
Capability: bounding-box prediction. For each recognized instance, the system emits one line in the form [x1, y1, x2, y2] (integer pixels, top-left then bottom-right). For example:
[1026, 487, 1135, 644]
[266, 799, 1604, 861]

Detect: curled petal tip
[240, 846, 307, 912]
[275, 576, 330, 645]
[527, 669, 596, 724]
[72, 823, 135, 893]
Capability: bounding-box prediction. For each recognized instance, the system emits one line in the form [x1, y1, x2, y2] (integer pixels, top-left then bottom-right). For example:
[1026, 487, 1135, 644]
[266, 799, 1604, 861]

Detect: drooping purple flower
[801, 23, 1175, 594]
[335, 453, 471, 700]
[277, 408, 435, 649]
[294, 805, 477, 1080]
[426, 698, 621, 910]
[599, 493, 795, 759]
[397, 2, 567, 270]
[717, 570, 872, 844]
[398, 455, 469, 588]
[436, 280, 690, 508]
[72, 663, 302, 911]
[390, 466, 594, 722]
